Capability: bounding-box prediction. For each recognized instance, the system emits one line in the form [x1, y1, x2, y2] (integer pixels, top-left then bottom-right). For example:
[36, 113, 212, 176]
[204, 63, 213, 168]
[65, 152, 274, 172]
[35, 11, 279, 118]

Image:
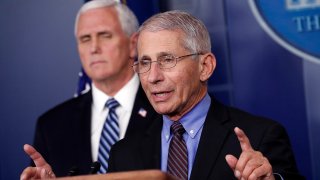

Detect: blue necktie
[98, 98, 120, 173]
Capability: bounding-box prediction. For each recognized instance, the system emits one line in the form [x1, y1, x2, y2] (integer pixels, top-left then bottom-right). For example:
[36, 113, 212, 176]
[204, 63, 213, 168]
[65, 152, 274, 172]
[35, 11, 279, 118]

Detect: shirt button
[190, 130, 194, 134]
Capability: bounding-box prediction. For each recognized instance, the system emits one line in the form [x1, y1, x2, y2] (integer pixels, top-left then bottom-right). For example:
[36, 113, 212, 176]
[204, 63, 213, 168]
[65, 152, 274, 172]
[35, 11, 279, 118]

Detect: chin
[153, 106, 172, 116]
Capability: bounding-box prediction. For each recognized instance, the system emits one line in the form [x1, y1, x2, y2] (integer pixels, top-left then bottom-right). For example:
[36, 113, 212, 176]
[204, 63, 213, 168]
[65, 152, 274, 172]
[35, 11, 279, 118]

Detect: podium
[55, 170, 178, 180]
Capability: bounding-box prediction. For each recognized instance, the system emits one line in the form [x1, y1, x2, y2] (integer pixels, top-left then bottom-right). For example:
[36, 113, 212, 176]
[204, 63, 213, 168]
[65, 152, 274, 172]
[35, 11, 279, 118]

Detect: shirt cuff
[273, 173, 284, 180]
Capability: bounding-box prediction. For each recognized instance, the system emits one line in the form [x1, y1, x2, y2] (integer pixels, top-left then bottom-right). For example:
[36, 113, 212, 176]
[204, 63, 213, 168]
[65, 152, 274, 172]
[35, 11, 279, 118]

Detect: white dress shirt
[90, 74, 139, 161]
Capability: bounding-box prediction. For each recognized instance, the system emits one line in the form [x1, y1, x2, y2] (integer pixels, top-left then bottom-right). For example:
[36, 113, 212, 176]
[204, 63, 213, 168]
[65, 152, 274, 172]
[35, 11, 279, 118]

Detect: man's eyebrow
[97, 31, 112, 36]
[79, 34, 90, 38]
[139, 55, 151, 60]
[139, 51, 174, 60]
[78, 30, 112, 37]
[158, 51, 173, 57]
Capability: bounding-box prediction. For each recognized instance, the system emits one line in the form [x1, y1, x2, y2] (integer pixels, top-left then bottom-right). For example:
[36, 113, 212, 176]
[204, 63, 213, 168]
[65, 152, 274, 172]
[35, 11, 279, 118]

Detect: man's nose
[90, 38, 100, 54]
[147, 62, 164, 83]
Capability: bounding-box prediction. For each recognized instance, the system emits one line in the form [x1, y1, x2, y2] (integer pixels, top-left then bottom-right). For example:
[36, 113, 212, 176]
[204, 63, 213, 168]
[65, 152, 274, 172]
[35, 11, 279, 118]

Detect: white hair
[74, 0, 139, 37]
[139, 10, 211, 53]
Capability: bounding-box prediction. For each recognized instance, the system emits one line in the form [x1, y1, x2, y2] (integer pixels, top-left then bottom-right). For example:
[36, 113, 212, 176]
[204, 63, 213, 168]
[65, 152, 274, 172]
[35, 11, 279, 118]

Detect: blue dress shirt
[161, 94, 211, 179]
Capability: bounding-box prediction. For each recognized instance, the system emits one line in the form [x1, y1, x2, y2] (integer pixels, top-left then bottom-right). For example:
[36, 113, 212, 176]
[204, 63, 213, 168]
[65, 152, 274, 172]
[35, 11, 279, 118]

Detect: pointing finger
[234, 127, 253, 151]
[23, 144, 48, 168]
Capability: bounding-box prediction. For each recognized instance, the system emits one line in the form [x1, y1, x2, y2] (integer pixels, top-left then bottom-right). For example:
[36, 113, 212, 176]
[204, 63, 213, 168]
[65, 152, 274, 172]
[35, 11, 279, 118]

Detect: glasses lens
[136, 60, 150, 73]
[158, 55, 176, 69]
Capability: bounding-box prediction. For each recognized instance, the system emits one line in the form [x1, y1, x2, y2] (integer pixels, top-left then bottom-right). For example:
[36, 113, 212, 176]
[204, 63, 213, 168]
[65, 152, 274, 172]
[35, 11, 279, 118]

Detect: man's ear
[129, 32, 139, 59]
[199, 53, 216, 82]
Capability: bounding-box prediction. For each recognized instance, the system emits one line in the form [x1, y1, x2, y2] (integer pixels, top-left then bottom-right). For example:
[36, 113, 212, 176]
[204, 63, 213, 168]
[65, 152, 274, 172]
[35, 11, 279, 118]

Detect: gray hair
[138, 10, 211, 53]
[74, 0, 139, 37]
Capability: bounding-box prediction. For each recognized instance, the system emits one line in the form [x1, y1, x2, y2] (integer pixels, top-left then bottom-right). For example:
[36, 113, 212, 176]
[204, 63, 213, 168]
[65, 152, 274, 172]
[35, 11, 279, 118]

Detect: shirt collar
[162, 93, 211, 141]
[114, 74, 139, 112]
[92, 74, 139, 112]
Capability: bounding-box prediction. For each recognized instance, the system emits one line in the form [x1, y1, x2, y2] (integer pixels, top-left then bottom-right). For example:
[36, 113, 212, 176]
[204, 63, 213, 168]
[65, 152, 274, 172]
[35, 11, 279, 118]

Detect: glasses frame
[132, 52, 202, 74]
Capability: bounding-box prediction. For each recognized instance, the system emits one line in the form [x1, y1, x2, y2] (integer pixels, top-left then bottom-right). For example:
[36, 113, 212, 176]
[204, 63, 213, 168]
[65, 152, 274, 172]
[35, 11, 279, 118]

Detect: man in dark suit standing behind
[20, 0, 157, 178]
[107, 10, 304, 180]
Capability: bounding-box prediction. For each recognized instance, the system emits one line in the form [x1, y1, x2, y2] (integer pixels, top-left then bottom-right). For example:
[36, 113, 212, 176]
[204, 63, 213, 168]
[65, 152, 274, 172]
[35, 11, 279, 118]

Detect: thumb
[225, 154, 238, 170]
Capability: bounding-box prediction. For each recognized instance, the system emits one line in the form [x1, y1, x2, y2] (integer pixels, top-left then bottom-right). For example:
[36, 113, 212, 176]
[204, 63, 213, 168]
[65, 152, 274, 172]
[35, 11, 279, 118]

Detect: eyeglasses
[132, 53, 202, 74]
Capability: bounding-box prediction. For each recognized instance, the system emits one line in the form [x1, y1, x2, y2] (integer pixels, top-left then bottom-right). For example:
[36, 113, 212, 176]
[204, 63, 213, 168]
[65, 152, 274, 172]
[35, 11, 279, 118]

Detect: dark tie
[167, 121, 188, 180]
[98, 98, 120, 173]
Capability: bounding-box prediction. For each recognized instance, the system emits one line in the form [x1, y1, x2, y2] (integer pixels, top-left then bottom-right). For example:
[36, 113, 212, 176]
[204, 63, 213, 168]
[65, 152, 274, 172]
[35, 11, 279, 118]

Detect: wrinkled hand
[20, 144, 56, 180]
[225, 127, 275, 180]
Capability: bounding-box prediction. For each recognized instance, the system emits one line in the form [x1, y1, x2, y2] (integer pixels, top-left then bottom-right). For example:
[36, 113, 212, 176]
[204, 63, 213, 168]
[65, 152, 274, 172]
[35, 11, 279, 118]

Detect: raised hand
[20, 144, 56, 180]
[225, 127, 275, 180]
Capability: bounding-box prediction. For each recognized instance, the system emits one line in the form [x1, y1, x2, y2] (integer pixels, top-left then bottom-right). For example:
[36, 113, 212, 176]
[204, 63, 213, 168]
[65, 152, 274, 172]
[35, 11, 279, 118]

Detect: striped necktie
[167, 121, 188, 180]
[98, 98, 120, 173]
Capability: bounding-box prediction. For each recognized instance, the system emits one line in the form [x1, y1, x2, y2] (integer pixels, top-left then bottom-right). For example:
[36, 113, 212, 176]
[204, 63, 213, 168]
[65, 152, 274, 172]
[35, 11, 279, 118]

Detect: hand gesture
[20, 144, 56, 180]
[225, 127, 275, 180]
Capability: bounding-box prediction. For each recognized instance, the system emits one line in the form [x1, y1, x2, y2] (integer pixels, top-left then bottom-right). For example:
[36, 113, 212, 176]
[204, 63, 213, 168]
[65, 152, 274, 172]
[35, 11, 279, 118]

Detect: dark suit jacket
[33, 86, 158, 177]
[108, 97, 304, 180]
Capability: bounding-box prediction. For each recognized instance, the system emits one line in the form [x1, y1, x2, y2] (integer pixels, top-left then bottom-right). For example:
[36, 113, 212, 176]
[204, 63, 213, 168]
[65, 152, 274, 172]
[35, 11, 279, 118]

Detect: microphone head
[89, 161, 101, 174]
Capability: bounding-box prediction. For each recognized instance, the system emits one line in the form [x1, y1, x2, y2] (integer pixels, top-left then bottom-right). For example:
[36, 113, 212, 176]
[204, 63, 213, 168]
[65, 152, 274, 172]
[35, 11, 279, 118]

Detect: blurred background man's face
[76, 7, 134, 84]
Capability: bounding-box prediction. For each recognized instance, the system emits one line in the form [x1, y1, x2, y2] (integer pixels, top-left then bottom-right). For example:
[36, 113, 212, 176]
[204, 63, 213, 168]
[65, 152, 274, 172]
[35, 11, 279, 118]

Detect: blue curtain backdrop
[0, 1, 84, 179]
[0, 0, 318, 179]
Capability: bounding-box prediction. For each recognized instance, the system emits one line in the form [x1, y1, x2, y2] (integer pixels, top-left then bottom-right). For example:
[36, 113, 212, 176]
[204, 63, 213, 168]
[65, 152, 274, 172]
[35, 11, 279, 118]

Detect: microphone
[67, 166, 79, 176]
[89, 161, 101, 174]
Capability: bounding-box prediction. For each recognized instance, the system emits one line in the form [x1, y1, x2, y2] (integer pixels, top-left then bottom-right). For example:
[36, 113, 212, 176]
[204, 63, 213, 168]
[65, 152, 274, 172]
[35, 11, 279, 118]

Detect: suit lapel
[73, 92, 93, 171]
[125, 86, 157, 137]
[190, 98, 232, 180]
[140, 115, 163, 169]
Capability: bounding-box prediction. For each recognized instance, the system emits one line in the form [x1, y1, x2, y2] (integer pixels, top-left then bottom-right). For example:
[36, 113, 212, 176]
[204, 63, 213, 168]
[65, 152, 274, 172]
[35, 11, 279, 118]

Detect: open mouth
[151, 91, 173, 102]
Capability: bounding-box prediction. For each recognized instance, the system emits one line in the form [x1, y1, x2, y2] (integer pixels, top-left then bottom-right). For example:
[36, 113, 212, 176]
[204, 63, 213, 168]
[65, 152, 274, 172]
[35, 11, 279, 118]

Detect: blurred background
[0, 0, 319, 179]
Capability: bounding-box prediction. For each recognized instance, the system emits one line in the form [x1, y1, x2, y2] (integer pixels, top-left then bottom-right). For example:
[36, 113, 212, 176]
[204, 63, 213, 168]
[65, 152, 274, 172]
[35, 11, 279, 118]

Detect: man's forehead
[76, 8, 122, 36]
[137, 30, 184, 56]
[138, 29, 183, 38]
